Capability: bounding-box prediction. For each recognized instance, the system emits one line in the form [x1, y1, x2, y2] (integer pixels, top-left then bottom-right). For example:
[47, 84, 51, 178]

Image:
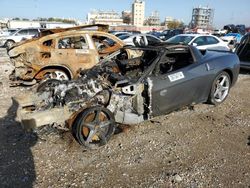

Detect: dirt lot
[0, 48, 249, 188]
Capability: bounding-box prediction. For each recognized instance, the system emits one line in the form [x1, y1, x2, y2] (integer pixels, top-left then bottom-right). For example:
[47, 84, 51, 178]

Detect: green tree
[168, 20, 184, 29]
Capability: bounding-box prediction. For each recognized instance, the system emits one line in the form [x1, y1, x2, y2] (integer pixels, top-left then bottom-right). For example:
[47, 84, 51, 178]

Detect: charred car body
[8, 24, 138, 85]
[16, 44, 240, 148]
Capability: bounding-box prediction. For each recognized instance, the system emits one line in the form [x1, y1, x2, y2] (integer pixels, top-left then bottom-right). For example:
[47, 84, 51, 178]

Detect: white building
[190, 6, 214, 29]
[40, 22, 76, 29]
[87, 10, 123, 26]
[145, 11, 160, 26]
[7, 20, 40, 29]
[164, 17, 173, 26]
[132, 0, 145, 27]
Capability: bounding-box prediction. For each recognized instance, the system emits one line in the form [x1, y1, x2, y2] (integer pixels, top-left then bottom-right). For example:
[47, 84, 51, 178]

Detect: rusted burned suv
[16, 44, 239, 149]
[8, 25, 137, 85]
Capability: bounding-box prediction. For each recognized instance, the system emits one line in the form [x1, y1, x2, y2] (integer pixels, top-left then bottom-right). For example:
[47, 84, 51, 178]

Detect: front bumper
[9, 68, 37, 86]
[16, 95, 72, 130]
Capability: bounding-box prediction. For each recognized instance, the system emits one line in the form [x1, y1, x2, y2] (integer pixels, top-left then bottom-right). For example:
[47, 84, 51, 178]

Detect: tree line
[12, 17, 76, 24]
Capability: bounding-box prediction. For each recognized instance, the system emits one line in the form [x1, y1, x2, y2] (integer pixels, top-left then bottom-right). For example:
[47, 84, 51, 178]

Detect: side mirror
[192, 43, 198, 47]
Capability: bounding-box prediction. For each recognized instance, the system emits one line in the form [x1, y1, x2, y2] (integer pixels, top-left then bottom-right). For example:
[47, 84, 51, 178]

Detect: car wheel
[36, 79, 62, 93]
[45, 70, 69, 81]
[72, 106, 115, 149]
[208, 71, 231, 105]
[5, 40, 15, 49]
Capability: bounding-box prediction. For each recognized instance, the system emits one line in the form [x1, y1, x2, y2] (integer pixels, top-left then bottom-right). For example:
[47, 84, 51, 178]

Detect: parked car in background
[220, 33, 242, 50]
[16, 44, 240, 148]
[110, 30, 141, 36]
[0, 28, 18, 37]
[212, 29, 227, 37]
[110, 31, 131, 38]
[120, 34, 162, 46]
[160, 29, 183, 40]
[223, 24, 238, 34]
[235, 32, 250, 69]
[147, 30, 163, 39]
[236, 24, 246, 35]
[166, 34, 230, 51]
[0, 28, 43, 48]
[8, 25, 139, 85]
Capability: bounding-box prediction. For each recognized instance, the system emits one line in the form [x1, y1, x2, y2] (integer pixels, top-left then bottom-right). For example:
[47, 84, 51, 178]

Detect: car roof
[40, 24, 109, 37]
[126, 33, 160, 38]
[176, 34, 212, 37]
[38, 30, 125, 45]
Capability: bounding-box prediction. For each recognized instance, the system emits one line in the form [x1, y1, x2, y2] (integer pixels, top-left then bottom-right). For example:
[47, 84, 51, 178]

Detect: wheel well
[6, 39, 15, 43]
[36, 66, 72, 80]
[5, 39, 15, 46]
[223, 69, 233, 83]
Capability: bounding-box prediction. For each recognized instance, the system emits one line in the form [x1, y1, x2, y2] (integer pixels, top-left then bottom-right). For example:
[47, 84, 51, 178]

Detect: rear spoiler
[39, 24, 109, 37]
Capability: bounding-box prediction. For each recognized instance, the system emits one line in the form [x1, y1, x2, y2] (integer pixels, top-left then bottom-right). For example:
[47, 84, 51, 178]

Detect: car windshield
[9, 29, 17, 33]
[166, 35, 195, 45]
[118, 34, 131, 40]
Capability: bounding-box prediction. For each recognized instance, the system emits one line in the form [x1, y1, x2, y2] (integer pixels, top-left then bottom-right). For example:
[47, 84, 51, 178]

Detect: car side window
[206, 36, 219, 45]
[43, 39, 53, 47]
[16, 29, 28, 36]
[92, 35, 118, 53]
[157, 49, 194, 75]
[147, 36, 160, 45]
[193, 36, 206, 46]
[58, 36, 88, 49]
[28, 29, 39, 36]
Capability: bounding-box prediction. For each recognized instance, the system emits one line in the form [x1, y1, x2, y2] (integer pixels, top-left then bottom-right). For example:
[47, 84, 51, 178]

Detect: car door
[191, 36, 207, 50]
[205, 36, 228, 51]
[146, 35, 161, 45]
[148, 55, 211, 117]
[14, 29, 29, 42]
[51, 34, 97, 76]
[236, 34, 250, 68]
[28, 28, 39, 38]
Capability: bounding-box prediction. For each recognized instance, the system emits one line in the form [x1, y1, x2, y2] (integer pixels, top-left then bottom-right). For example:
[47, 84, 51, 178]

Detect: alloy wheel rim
[213, 75, 230, 103]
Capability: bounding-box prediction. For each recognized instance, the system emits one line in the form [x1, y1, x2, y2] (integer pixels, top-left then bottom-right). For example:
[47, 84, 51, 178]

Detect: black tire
[36, 79, 62, 93]
[5, 40, 15, 49]
[208, 71, 231, 105]
[72, 106, 115, 149]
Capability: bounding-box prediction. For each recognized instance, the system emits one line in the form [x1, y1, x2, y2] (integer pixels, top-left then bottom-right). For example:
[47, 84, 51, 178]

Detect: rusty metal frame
[39, 24, 109, 37]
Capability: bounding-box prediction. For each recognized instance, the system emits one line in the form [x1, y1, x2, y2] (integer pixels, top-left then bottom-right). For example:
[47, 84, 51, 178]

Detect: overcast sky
[1, 0, 250, 28]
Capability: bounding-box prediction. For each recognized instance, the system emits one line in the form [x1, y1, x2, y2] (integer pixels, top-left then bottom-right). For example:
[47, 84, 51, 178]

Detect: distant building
[132, 0, 145, 27]
[0, 19, 8, 29]
[190, 6, 214, 29]
[145, 11, 160, 26]
[7, 20, 40, 29]
[122, 10, 132, 25]
[6, 20, 76, 29]
[87, 10, 123, 26]
[40, 22, 76, 29]
[164, 17, 174, 27]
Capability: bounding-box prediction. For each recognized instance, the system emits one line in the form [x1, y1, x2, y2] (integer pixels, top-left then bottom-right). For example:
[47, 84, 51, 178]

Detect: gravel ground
[0, 48, 249, 188]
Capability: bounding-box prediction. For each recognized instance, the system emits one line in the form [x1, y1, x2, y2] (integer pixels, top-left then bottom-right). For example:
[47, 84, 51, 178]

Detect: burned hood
[8, 39, 39, 57]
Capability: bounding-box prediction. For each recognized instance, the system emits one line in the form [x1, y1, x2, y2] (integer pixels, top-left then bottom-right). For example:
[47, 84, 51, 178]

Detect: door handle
[205, 63, 214, 71]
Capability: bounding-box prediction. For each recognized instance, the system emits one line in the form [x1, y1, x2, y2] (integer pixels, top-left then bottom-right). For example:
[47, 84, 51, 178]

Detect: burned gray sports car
[16, 44, 240, 148]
